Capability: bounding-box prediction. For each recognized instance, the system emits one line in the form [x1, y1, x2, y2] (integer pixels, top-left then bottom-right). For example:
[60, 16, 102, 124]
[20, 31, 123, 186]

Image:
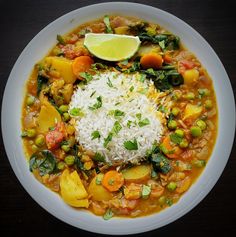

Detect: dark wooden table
[0, 0, 235, 236]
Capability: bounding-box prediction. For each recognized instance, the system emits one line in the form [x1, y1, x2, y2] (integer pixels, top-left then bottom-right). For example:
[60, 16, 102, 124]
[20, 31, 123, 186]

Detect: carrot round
[140, 53, 163, 69]
[72, 56, 94, 79]
[161, 136, 182, 159]
[163, 53, 172, 63]
[102, 170, 124, 192]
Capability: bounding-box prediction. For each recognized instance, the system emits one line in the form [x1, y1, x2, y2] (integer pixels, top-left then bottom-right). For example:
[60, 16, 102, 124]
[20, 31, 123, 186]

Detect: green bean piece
[26, 95, 35, 106]
[205, 99, 213, 109]
[63, 112, 70, 122]
[179, 139, 189, 148]
[59, 105, 69, 113]
[172, 107, 180, 116]
[175, 129, 184, 138]
[196, 120, 207, 130]
[61, 144, 70, 152]
[167, 182, 177, 191]
[27, 129, 37, 138]
[57, 161, 65, 170]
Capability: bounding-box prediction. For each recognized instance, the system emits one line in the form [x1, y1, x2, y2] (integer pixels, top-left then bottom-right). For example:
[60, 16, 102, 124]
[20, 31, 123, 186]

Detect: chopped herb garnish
[90, 90, 96, 97]
[104, 132, 113, 148]
[89, 96, 102, 110]
[127, 120, 132, 128]
[114, 109, 125, 117]
[95, 175, 103, 185]
[111, 121, 122, 135]
[70, 107, 84, 117]
[57, 34, 66, 45]
[169, 133, 182, 144]
[138, 118, 150, 127]
[79, 72, 93, 83]
[136, 113, 142, 120]
[91, 130, 101, 140]
[142, 185, 151, 199]
[107, 78, 114, 87]
[124, 139, 138, 150]
[103, 209, 113, 220]
[91, 62, 108, 70]
[94, 152, 105, 162]
[115, 102, 120, 106]
[103, 15, 113, 33]
[129, 86, 134, 92]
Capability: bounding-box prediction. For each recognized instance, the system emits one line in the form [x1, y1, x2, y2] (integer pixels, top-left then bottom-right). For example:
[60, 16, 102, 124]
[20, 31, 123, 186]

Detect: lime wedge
[84, 33, 141, 61]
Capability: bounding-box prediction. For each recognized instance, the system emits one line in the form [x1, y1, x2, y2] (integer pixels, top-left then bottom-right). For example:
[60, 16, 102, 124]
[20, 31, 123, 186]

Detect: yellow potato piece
[88, 174, 112, 201]
[44, 56, 77, 84]
[176, 177, 191, 194]
[183, 104, 203, 121]
[37, 100, 61, 133]
[122, 165, 151, 183]
[183, 69, 199, 85]
[60, 169, 89, 208]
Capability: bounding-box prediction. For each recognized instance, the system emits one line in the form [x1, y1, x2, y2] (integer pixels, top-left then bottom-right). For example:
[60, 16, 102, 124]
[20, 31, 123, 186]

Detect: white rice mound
[69, 71, 163, 164]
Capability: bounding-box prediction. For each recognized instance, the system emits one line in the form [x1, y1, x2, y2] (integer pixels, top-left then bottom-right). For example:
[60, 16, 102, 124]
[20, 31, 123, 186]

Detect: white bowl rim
[1, 2, 235, 235]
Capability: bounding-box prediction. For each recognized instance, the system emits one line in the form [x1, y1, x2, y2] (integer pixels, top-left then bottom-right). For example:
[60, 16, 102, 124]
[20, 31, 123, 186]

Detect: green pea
[26, 95, 35, 106]
[31, 144, 38, 152]
[186, 92, 195, 100]
[196, 120, 207, 130]
[205, 99, 213, 109]
[63, 112, 70, 122]
[158, 196, 166, 205]
[172, 91, 182, 100]
[59, 105, 69, 113]
[190, 126, 202, 137]
[61, 144, 70, 152]
[193, 159, 206, 168]
[26, 129, 37, 138]
[198, 88, 210, 97]
[168, 120, 177, 130]
[35, 134, 45, 147]
[179, 139, 189, 148]
[172, 107, 180, 116]
[167, 182, 177, 191]
[57, 162, 65, 170]
[64, 155, 75, 166]
[175, 129, 184, 138]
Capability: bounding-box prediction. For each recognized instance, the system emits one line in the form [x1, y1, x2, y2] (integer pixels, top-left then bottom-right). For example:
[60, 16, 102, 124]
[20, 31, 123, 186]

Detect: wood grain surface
[0, 0, 235, 236]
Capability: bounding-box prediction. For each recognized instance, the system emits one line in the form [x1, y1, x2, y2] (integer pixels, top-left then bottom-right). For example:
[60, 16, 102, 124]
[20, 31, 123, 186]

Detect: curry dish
[21, 15, 217, 219]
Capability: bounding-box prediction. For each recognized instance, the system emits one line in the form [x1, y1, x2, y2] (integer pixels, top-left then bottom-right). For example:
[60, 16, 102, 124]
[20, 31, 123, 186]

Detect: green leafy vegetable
[136, 113, 142, 120]
[103, 209, 113, 220]
[89, 96, 102, 110]
[103, 15, 113, 33]
[150, 152, 172, 174]
[57, 34, 66, 45]
[91, 130, 101, 140]
[71, 145, 85, 171]
[124, 139, 138, 150]
[79, 72, 93, 83]
[104, 132, 113, 148]
[138, 118, 150, 127]
[37, 75, 48, 96]
[94, 152, 106, 162]
[29, 150, 56, 176]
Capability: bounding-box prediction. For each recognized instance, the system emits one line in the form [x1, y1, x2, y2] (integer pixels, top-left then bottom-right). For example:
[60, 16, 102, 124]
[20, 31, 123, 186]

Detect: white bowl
[1, 2, 235, 235]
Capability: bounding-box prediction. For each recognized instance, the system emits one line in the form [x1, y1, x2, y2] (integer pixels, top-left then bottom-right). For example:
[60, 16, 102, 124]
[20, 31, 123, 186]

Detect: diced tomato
[45, 122, 67, 150]
[46, 130, 64, 150]
[66, 34, 79, 44]
[178, 60, 195, 74]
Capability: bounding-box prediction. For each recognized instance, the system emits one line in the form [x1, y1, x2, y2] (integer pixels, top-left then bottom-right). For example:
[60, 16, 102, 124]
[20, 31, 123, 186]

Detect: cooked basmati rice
[69, 71, 163, 164]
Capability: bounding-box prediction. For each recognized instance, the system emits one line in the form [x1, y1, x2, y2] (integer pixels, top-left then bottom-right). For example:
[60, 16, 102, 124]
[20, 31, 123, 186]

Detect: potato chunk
[183, 104, 203, 121]
[88, 174, 112, 201]
[60, 169, 89, 208]
[122, 165, 151, 183]
[44, 56, 77, 84]
[183, 69, 199, 85]
[37, 100, 61, 133]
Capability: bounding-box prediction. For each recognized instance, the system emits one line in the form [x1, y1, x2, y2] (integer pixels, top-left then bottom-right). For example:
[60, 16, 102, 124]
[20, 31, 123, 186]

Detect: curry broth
[21, 15, 218, 218]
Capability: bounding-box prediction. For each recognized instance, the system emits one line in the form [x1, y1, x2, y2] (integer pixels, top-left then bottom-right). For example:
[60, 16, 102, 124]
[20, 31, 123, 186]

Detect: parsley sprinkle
[94, 152, 105, 162]
[107, 78, 114, 87]
[104, 132, 113, 148]
[91, 131, 100, 140]
[111, 121, 122, 134]
[138, 118, 150, 127]
[129, 86, 134, 92]
[124, 139, 138, 150]
[70, 108, 84, 117]
[90, 90, 96, 97]
[114, 109, 125, 117]
[79, 72, 93, 83]
[89, 96, 102, 110]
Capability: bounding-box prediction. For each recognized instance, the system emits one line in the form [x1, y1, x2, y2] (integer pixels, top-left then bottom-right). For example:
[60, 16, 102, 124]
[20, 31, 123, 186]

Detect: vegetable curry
[22, 15, 217, 219]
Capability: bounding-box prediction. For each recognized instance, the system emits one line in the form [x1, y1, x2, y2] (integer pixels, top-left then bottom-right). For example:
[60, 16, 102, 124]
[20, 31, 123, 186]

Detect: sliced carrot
[102, 170, 124, 192]
[72, 56, 94, 79]
[163, 53, 172, 63]
[140, 53, 163, 69]
[161, 136, 182, 159]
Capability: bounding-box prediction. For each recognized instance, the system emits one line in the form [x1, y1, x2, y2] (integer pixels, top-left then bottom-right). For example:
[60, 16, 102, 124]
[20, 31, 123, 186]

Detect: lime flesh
[84, 33, 141, 61]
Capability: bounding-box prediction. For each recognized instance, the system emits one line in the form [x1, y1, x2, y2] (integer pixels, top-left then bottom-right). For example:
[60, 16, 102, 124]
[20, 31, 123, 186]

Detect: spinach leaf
[150, 152, 172, 174]
[103, 15, 113, 33]
[37, 75, 48, 96]
[29, 150, 56, 176]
